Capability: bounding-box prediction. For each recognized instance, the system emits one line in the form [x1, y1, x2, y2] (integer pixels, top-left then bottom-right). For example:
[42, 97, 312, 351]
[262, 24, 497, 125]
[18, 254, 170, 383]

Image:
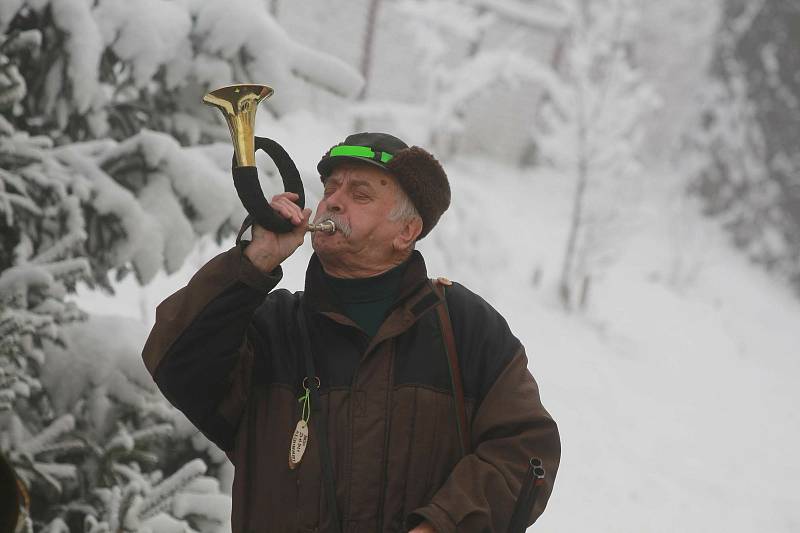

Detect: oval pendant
[289, 419, 309, 469]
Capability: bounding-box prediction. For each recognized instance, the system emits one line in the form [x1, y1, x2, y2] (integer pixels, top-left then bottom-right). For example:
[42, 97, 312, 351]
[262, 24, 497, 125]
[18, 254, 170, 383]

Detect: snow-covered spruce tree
[1, 1, 361, 530]
[4, 0, 361, 145]
[0, 32, 237, 533]
[536, 0, 657, 311]
[688, 0, 800, 295]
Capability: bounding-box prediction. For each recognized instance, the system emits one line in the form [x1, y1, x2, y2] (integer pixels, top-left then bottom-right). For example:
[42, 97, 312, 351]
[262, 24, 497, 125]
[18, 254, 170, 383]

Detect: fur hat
[317, 132, 450, 239]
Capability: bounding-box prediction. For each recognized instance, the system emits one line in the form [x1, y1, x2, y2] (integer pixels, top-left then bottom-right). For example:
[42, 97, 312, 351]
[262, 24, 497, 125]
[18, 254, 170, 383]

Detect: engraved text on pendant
[289, 419, 309, 469]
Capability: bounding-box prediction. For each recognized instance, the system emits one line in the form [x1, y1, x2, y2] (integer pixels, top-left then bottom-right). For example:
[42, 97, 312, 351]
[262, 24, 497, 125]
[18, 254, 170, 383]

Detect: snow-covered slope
[72, 120, 800, 533]
[441, 161, 800, 533]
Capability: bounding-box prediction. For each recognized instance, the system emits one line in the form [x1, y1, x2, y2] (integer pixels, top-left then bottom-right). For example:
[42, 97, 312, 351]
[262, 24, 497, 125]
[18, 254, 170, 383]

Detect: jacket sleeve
[141, 241, 282, 452]
[408, 290, 561, 532]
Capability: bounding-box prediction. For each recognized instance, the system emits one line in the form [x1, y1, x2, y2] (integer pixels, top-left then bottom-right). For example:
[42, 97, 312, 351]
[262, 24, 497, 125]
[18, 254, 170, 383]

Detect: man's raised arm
[141, 194, 310, 451]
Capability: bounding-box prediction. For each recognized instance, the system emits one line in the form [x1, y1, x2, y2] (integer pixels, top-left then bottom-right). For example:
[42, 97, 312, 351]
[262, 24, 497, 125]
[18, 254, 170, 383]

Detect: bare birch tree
[537, 0, 657, 311]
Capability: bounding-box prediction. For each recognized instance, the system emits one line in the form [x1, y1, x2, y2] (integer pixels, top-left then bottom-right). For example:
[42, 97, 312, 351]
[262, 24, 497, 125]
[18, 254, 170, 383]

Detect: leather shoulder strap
[432, 279, 471, 456]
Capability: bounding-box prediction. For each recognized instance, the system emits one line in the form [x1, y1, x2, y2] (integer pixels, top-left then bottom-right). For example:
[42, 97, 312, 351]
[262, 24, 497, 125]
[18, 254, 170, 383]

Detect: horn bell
[203, 84, 274, 167]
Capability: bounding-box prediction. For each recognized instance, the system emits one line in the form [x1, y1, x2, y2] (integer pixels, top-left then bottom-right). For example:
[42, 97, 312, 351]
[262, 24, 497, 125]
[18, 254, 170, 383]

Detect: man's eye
[354, 193, 370, 201]
[323, 187, 335, 197]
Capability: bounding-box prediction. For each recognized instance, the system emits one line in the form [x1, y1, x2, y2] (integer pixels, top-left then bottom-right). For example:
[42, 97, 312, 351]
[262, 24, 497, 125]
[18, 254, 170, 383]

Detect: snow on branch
[49, 0, 104, 114]
[98, 129, 233, 236]
[79, 458, 225, 533]
[94, 129, 238, 279]
[93, 0, 192, 89]
[394, 0, 495, 42]
[462, 0, 568, 30]
[193, 0, 362, 114]
[18, 414, 75, 457]
[0, 263, 55, 296]
[137, 458, 206, 522]
[56, 145, 162, 281]
[434, 50, 562, 124]
[4, 0, 362, 141]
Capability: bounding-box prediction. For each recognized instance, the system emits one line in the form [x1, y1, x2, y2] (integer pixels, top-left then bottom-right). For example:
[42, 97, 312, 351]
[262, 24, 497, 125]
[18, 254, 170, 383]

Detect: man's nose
[323, 189, 345, 212]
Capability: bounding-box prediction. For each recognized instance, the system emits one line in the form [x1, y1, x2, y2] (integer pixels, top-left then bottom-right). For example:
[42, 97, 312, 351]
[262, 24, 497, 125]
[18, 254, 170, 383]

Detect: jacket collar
[303, 250, 431, 315]
[303, 251, 447, 354]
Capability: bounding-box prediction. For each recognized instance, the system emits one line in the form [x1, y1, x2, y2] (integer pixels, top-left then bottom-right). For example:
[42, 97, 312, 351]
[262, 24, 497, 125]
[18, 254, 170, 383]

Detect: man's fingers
[277, 196, 302, 218]
[271, 197, 303, 224]
[271, 192, 300, 204]
[270, 201, 295, 223]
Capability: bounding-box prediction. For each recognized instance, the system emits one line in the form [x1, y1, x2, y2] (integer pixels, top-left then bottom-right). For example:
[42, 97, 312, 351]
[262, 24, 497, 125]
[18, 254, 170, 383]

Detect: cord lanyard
[289, 377, 318, 469]
[296, 303, 343, 533]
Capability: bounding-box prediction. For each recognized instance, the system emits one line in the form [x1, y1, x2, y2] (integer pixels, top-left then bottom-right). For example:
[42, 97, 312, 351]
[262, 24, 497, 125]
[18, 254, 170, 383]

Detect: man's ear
[393, 217, 423, 252]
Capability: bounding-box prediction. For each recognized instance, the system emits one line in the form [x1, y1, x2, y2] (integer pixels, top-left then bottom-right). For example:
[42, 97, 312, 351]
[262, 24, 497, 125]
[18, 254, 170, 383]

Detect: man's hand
[243, 192, 311, 273]
[409, 521, 437, 533]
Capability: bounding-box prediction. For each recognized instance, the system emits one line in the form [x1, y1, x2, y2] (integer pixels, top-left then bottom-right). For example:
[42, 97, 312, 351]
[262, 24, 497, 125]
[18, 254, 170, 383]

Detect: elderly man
[142, 133, 560, 532]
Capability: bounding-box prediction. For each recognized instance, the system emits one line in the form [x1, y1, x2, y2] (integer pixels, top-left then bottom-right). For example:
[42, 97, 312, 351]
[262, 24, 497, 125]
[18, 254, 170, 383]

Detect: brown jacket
[142, 242, 560, 532]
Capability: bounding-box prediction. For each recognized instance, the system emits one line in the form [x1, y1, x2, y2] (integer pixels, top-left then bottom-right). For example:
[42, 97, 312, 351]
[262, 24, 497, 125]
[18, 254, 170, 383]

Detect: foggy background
[1, 0, 798, 531]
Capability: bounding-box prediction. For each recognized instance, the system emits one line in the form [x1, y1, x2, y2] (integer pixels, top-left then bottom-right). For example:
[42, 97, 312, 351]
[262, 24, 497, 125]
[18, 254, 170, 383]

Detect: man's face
[311, 162, 411, 275]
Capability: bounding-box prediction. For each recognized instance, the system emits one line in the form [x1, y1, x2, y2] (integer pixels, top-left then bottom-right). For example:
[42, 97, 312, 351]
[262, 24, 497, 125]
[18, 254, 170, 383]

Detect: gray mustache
[315, 212, 351, 238]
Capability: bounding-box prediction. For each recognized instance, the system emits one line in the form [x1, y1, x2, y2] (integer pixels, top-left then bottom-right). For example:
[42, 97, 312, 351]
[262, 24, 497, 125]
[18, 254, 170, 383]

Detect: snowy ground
[72, 123, 800, 533]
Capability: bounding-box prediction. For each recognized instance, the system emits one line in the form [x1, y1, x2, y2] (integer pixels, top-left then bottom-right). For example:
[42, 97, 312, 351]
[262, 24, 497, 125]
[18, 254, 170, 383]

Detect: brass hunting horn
[203, 84, 335, 234]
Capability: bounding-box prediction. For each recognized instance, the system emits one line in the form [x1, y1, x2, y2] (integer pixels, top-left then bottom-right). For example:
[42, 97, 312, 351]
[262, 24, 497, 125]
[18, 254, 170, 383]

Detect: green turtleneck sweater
[324, 260, 409, 338]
